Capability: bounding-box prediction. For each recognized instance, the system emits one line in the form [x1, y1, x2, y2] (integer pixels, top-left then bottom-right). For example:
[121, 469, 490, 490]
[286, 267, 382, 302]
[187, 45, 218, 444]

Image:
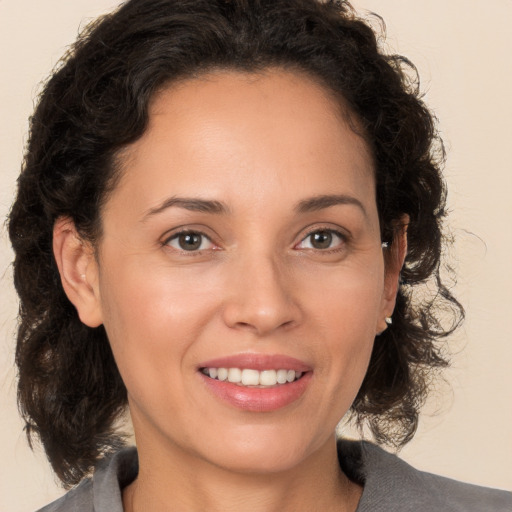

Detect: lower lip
[200, 372, 312, 412]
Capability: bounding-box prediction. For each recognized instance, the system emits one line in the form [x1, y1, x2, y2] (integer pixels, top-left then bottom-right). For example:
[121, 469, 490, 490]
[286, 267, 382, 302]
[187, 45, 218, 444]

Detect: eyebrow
[142, 193, 367, 220]
[295, 194, 367, 217]
[142, 197, 229, 220]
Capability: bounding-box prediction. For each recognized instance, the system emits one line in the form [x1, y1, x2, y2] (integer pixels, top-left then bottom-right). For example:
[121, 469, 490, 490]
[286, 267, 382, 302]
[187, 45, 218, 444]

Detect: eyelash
[295, 227, 347, 253]
[163, 230, 217, 253]
[163, 227, 347, 255]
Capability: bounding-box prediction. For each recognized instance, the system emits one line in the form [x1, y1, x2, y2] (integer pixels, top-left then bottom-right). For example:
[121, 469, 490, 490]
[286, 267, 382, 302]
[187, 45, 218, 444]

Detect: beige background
[1, 0, 511, 510]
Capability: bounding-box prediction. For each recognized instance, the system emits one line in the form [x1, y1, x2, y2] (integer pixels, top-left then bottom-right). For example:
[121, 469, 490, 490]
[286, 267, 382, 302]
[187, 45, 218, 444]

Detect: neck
[123, 434, 362, 512]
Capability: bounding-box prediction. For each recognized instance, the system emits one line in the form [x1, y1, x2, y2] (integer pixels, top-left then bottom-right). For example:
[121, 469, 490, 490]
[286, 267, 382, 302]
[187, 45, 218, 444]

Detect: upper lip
[198, 353, 312, 372]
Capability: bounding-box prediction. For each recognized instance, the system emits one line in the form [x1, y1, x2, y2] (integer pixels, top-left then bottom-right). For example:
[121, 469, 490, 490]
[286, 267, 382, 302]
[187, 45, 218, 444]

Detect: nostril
[221, 266, 302, 334]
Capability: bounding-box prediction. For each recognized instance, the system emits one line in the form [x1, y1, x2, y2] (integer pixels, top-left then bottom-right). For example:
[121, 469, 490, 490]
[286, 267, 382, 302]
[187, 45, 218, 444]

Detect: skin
[54, 69, 406, 512]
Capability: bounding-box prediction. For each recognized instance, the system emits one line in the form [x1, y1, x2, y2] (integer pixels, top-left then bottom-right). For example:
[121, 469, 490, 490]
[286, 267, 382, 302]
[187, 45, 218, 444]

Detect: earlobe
[53, 217, 103, 327]
[376, 216, 409, 335]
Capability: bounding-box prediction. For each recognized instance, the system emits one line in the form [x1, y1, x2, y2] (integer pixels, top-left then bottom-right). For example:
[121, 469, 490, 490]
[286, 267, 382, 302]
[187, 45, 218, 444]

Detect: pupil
[312, 231, 332, 249]
[179, 233, 201, 251]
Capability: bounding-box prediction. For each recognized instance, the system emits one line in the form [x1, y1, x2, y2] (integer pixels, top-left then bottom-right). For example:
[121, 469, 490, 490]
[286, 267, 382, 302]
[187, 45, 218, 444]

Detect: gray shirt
[38, 440, 512, 511]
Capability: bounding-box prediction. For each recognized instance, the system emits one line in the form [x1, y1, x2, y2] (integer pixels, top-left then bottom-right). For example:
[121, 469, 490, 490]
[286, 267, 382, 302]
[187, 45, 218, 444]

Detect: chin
[196, 425, 324, 475]
[211, 449, 307, 475]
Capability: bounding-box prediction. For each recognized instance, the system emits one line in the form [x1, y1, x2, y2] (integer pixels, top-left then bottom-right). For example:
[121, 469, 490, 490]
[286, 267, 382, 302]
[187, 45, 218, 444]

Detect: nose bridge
[222, 248, 299, 335]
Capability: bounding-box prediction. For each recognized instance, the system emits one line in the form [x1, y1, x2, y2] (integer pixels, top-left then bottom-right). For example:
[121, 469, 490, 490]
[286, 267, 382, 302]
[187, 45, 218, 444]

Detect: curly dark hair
[8, 0, 463, 487]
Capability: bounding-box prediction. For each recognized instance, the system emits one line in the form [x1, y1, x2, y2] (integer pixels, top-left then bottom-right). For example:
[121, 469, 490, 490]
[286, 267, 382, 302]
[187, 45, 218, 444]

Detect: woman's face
[83, 69, 398, 473]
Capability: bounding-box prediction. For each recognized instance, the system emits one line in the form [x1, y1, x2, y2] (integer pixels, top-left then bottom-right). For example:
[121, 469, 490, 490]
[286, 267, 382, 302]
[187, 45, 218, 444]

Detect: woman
[7, 0, 511, 510]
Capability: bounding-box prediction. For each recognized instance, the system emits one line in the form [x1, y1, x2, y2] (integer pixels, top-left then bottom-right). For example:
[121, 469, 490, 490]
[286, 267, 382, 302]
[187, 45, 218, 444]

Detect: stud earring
[385, 316, 393, 325]
[381, 241, 389, 249]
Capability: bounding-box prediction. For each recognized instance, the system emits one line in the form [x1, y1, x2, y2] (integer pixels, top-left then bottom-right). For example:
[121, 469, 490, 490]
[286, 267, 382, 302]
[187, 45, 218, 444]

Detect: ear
[53, 217, 103, 327]
[376, 215, 409, 335]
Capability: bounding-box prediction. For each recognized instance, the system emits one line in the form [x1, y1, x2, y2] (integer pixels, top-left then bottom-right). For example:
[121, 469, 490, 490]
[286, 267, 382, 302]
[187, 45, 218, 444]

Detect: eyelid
[161, 227, 219, 253]
[294, 225, 348, 251]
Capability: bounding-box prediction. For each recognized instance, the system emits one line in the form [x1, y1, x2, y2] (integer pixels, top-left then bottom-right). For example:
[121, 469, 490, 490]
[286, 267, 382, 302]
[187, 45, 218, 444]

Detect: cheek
[100, 256, 221, 330]
[302, 261, 383, 392]
[304, 259, 384, 332]
[97, 261, 222, 389]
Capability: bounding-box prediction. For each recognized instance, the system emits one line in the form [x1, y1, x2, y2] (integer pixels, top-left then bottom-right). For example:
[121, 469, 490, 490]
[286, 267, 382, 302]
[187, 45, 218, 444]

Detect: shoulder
[418, 468, 511, 511]
[337, 439, 512, 512]
[36, 479, 94, 512]
[36, 447, 138, 512]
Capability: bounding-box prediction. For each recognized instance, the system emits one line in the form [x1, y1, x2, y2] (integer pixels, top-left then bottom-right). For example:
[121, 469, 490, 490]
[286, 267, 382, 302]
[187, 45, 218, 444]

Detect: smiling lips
[201, 367, 303, 387]
[198, 355, 312, 412]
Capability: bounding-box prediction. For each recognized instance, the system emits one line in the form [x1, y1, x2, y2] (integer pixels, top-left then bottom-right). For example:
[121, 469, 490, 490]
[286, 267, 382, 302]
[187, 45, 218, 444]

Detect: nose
[221, 252, 302, 336]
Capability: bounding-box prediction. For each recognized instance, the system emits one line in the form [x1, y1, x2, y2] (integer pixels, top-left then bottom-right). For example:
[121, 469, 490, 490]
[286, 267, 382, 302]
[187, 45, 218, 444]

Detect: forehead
[111, 69, 376, 217]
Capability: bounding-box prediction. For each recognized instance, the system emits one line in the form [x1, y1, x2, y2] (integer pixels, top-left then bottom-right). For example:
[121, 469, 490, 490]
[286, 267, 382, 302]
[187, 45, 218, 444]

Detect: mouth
[197, 355, 312, 412]
[200, 367, 304, 387]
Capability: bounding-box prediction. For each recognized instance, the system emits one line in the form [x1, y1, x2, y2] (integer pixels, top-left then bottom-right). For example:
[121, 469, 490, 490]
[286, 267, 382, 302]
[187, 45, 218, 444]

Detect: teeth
[260, 370, 277, 386]
[276, 369, 288, 384]
[227, 368, 242, 383]
[201, 367, 304, 387]
[241, 369, 259, 386]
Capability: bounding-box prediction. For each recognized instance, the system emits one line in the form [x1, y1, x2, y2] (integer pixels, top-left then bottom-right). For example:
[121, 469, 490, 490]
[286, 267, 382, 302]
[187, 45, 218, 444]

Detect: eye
[165, 231, 214, 252]
[296, 229, 345, 251]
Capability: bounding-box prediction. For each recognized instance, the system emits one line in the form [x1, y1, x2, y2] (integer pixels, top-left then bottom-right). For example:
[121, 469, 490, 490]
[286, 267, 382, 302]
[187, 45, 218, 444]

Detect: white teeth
[260, 370, 277, 386]
[201, 367, 304, 387]
[276, 369, 288, 384]
[241, 369, 260, 386]
[228, 368, 242, 383]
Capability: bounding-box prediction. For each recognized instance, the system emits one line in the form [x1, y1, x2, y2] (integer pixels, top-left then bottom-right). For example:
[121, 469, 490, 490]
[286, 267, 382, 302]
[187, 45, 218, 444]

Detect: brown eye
[310, 231, 333, 249]
[166, 231, 213, 251]
[178, 233, 202, 250]
[296, 229, 345, 251]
